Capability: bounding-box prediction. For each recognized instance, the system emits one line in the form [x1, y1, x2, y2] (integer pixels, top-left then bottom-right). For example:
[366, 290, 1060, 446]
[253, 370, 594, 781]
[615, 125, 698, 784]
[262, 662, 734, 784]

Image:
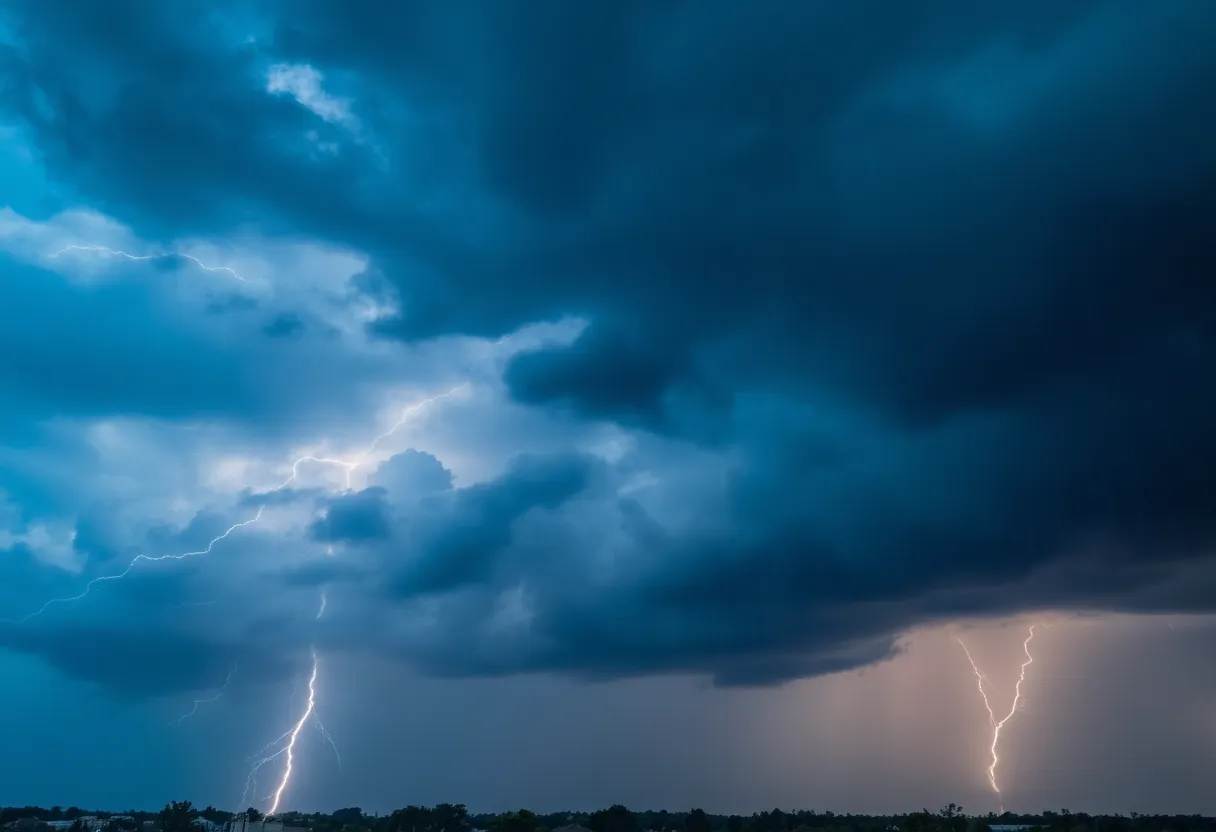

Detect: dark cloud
[316, 452, 598, 598]
[2, 0, 1216, 690]
[391, 452, 597, 597]
[0, 622, 245, 699]
[310, 488, 393, 543]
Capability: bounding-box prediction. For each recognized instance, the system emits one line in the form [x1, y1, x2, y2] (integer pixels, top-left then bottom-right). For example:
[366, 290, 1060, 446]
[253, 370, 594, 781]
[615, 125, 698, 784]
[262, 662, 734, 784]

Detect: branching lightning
[3, 509, 265, 624]
[955, 625, 1038, 811]
[50, 244, 247, 282]
[169, 664, 238, 726]
[240, 650, 340, 814]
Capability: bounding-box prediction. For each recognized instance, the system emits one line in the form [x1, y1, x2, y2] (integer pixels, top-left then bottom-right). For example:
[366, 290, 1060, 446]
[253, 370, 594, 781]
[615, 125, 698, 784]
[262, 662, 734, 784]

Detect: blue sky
[1, 0, 1216, 816]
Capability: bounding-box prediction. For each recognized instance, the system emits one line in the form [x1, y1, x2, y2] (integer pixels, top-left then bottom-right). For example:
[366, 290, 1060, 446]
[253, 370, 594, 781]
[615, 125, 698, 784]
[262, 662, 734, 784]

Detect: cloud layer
[1, 0, 1215, 702]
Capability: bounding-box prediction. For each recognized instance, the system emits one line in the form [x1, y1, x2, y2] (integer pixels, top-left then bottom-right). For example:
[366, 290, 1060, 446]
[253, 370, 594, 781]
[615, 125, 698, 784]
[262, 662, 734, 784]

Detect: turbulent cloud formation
[1, 0, 1215, 727]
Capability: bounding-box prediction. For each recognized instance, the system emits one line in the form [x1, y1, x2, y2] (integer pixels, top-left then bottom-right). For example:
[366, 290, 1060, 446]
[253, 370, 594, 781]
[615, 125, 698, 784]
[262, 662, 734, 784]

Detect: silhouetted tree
[492, 812, 537, 832]
[160, 802, 196, 832]
[588, 807, 637, 832]
[686, 811, 711, 832]
[385, 805, 432, 832]
[333, 810, 366, 827]
[432, 805, 471, 832]
[937, 805, 967, 832]
[904, 810, 935, 832]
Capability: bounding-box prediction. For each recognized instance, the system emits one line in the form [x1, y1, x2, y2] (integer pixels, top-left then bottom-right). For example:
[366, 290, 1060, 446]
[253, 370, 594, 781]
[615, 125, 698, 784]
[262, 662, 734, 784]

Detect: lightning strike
[242, 650, 339, 815]
[169, 664, 238, 726]
[50, 244, 247, 282]
[956, 625, 1038, 811]
[4, 508, 265, 624]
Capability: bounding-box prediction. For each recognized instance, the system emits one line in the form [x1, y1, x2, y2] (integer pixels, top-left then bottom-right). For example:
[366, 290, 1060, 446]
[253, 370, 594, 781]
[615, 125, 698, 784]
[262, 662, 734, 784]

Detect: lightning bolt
[169, 663, 238, 726]
[241, 649, 339, 815]
[4, 509, 265, 624]
[956, 624, 1038, 811]
[50, 244, 247, 282]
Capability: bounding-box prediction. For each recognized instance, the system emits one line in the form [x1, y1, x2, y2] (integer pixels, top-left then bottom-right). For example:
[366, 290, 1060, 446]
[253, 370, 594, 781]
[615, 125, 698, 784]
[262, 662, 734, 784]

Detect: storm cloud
[0, 0, 1214, 755]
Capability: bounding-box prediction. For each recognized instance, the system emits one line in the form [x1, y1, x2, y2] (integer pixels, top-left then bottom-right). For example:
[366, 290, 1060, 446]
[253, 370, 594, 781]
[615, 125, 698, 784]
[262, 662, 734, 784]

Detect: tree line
[4, 802, 1216, 832]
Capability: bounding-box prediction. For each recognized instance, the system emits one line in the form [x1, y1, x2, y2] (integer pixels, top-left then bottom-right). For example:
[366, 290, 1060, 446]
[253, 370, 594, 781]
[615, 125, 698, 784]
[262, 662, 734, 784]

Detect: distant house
[553, 825, 592, 832]
[990, 826, 1036, 831]
[44, 819, 104, 831]
[6, 821, 115, 832]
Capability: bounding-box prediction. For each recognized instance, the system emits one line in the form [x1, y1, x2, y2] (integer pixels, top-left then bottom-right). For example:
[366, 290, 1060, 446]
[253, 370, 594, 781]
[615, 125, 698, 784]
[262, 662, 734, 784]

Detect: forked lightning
[241, 651, 340, 814]
[956, 625, 1038, 811]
